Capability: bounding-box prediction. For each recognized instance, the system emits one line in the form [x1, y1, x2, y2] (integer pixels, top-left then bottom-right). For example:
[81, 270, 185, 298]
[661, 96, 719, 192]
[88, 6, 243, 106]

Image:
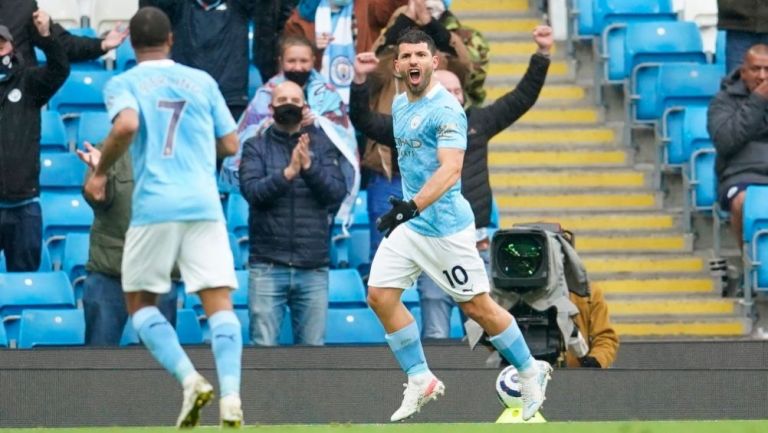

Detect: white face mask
[425, 0, 446, 20]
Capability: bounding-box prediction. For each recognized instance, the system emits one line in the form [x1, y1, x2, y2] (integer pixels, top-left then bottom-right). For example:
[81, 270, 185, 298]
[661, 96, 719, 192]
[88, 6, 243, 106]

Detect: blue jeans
[0, 202, 41, 272]
[416, 248, 489, 338]
[83, 271, 178, 346]
[366, 173, 402, 261]
[726, 31, 768, 76]
[248, 262, 328, 346]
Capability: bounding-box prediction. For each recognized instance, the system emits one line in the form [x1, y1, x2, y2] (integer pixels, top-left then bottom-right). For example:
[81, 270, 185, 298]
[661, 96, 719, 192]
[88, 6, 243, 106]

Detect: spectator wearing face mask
[238, 80, 347, 346]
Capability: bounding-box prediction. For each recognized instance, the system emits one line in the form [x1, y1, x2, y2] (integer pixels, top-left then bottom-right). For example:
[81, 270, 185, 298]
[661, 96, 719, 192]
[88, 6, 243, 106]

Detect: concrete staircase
[454, 0, 750, 338]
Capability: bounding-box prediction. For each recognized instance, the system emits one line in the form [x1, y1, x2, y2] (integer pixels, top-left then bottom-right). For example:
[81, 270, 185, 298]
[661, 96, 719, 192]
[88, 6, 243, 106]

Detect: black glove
[376, 196, 419, 238]
[579, 356, 601, 368]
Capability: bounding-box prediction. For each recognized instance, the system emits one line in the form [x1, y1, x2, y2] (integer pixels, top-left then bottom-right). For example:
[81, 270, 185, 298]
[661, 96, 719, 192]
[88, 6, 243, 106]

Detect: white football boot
[176, 372, 214, 428]
[518, 360, 553, 421]
[390, 374, 445, 422]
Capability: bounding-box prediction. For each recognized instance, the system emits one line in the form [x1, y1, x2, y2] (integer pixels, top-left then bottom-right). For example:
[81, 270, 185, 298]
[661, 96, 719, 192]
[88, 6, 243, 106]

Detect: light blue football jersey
[104, 60, 236, 226]
[391, 83, 474, 237]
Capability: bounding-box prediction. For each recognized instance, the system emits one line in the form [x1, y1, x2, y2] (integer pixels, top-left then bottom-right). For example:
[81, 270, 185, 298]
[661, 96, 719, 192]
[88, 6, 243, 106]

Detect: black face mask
[0, 55, 14, 82]
[284, 70, 311, 87]
[273, 104, 304, 127]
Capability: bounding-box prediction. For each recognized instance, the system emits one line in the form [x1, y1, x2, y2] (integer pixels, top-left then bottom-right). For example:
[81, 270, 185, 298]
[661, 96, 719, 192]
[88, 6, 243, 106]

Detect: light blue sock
[209, 310, 242, 397]
[133, 306, 196, 384]
[385, 321, 430, 376]
[489, 320, 535, 373]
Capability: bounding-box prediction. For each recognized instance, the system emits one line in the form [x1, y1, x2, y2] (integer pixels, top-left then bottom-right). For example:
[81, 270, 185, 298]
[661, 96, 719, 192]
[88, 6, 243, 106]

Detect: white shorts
[368, 223, 490, 302]
[122, 221, 238, 294]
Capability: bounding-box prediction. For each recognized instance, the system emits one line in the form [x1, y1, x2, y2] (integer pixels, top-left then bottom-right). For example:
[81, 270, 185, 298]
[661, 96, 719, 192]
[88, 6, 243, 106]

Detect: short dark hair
[395, 28, 437, 56]
[278, 34, 314, 57]
[130, 7, 171, 50]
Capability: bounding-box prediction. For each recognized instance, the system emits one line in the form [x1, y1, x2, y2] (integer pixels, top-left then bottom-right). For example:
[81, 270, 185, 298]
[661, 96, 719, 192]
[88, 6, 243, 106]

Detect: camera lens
[496, 235, 544, 278]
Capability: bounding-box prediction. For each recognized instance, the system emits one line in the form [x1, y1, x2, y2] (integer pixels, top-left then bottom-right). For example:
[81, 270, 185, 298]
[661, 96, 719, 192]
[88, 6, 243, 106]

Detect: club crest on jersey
[410, 115, 423, 129]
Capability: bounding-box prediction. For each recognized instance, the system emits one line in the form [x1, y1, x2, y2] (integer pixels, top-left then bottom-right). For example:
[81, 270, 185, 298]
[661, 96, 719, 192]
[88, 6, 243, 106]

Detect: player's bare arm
[216, 131, 239, 158]
[413, 147, 464, 211]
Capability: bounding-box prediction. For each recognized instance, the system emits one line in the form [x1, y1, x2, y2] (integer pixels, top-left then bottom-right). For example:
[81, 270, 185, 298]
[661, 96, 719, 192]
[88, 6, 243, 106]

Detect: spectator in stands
[350, 25, 553, 338]
[76, 143, 177, 346]
[282, 0, 409, 103]
[239, 81, 347, 346]
[356, 0, 472, 268]
[708, 44, 768, 250]
[2, 0, 128, 67]
[717, 0, 768, 74]
[139, 0, 257, 119]
[252, 0, 299, 81]
[0, 14, 69, 272]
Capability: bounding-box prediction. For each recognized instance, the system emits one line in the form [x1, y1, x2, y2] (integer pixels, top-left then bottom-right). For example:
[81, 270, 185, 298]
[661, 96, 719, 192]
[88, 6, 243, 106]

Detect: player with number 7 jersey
[84, 7, 244, 428]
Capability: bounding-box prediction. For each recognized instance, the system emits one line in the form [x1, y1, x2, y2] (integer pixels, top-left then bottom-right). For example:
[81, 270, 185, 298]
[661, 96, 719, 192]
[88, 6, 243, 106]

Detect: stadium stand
[17, 308, 85, 348]
[40, 111, 69, 153]
[39, 152, 86, 191]
[89, 0, 139, 34]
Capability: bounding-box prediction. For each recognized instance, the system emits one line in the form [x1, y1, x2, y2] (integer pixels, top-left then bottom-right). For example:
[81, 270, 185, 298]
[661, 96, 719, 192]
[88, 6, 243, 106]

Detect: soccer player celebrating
[366, 29, 553, 422]
[83, 7, 243, 428]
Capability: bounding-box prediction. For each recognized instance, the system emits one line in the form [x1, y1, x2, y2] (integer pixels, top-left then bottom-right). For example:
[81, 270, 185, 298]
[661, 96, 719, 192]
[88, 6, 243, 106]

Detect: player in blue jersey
[366, 29, 553, 422]
[83, 7, 243, 429]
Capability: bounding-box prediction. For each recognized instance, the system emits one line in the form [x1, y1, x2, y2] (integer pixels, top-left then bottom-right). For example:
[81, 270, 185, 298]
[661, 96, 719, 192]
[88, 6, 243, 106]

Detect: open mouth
[408, 68, 422, 85]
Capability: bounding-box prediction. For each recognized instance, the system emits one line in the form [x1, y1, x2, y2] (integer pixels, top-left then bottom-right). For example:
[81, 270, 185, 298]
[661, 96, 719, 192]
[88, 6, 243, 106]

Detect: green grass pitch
[2, 421, 767, 433]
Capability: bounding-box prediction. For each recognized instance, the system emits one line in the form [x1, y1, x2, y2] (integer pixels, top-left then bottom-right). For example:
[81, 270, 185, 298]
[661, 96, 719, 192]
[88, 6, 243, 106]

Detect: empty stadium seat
[115, 39, 137, 71]
[449, 307, 465, 339]
[225, 192, 249, 241]
[630, 63, 722, 124]
[233, 270, 249, 309]
[742, 187, 768, 292]
[38, 0, 82, 28]
[572, 0, 595, 37]
[594, 0, 676, 36]
[17, 308, 85, 348]
[401, 285, 420, 307]
[331, 191, 370, 269]
[90, 0, 139, 34]
[688, 147, 717, 211]
[229, 232, 246, 270]
[119, 320, 139, 346]
[41, 191, 94, 264]
[77, 111, 112, 149]
[248, 65, 262, 100]
[325, 308, 385, 344]
[176, 308, 204, 345]
[0, 322, 7, 347]
[604, 21, 706, 83]
[40, 153, 86, 191]
[681, 0, 718, 57]
[62, 233, 90, 299]
[661, 106, 711, 167]
[49, 70, 114, 114]
[328, 269, 366, 307]
[0, 272, 76, 316]
[40, 111, 69, 152]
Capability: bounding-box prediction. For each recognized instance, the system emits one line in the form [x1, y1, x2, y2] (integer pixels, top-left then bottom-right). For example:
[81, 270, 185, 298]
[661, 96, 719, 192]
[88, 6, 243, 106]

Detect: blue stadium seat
[77, 111, 112, 150]
[662, 106, 711, 167]
[742, 187, 768, 292]
[331, 191, 370, 269]
[62, 232, 90, 299]
[572, 0, 595, 37]
[409, 306, 423, 331]
[39, 152, 86, 191]
[0, 322, 7, 347]
[176, 308, 204, 345]
[714, 30, 727, 72]
[49, 70, 114, 114]
[41, 191, 94, 264]
[233, 270, 249, 308]
[0, 272, 76, 316]
[116, 39, 137, 71]
[325, 308, 385, 344]
[449, 307, 465, 339]
[225, 192, 249, 241]
[17, 308, 85, 348]
[119, 320, 139, 346]
[631, 63, 722, 124]
[401, 285, 420, 307]
[590, 0, 676, 36]
[328, 269, 366, 307]
[688, 147, 717, 211]
[229, 232, 246, 270]
[604, 21, 706, 83]
[40, 111, 69, 152]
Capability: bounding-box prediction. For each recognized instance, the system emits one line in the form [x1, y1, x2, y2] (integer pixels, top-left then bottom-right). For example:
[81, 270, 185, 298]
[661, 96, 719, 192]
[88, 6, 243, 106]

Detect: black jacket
[239, 124, 347, 268]
[0, 34, 70, 201]
[140, 0, 256, 110]
[707, 67, 768, 197]
[717, 0, 768, 33]
[1, 0, 107, 66]
[350, 53, 550, 228]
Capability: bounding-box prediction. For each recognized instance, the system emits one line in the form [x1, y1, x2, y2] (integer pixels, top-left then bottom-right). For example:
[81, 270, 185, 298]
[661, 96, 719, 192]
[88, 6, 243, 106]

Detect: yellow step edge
[585, 257, 705, 274]
[490, 128, 615, 145]
[615, 321, 746, 337]
[491, 171, 645, 188]
[463, 19, 542, 33]
[489, 150, 626, 166]
[500, 214, 675, 231]
[489, 62, 569, 77]
[487, 86, 585, 101]
[489, 41, 558, 56]
[577, 235, 686, 252]
[452, 0, 529, 13]
[597, 278, 714, 294]
[518, 109, 599, 125]
[610, 300, 735, 316]
[496, 193, 656, 209]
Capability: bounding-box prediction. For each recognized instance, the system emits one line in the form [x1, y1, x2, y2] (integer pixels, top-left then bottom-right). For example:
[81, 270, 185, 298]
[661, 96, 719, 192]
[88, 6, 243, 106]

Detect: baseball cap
[0, 25, 13, 43]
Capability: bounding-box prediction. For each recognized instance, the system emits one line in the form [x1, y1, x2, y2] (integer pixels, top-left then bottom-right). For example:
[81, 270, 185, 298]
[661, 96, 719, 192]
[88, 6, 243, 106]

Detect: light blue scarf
[315, 0, 355, 104]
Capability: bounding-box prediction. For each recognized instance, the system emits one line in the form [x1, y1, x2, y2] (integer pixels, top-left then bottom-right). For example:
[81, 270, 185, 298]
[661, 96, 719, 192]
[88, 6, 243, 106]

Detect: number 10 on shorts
[442, 265, 469, 289]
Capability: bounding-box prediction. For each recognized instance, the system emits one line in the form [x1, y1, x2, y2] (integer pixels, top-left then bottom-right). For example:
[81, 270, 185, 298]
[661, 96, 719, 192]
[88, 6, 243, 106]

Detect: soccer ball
[495, 365, 523, 408]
